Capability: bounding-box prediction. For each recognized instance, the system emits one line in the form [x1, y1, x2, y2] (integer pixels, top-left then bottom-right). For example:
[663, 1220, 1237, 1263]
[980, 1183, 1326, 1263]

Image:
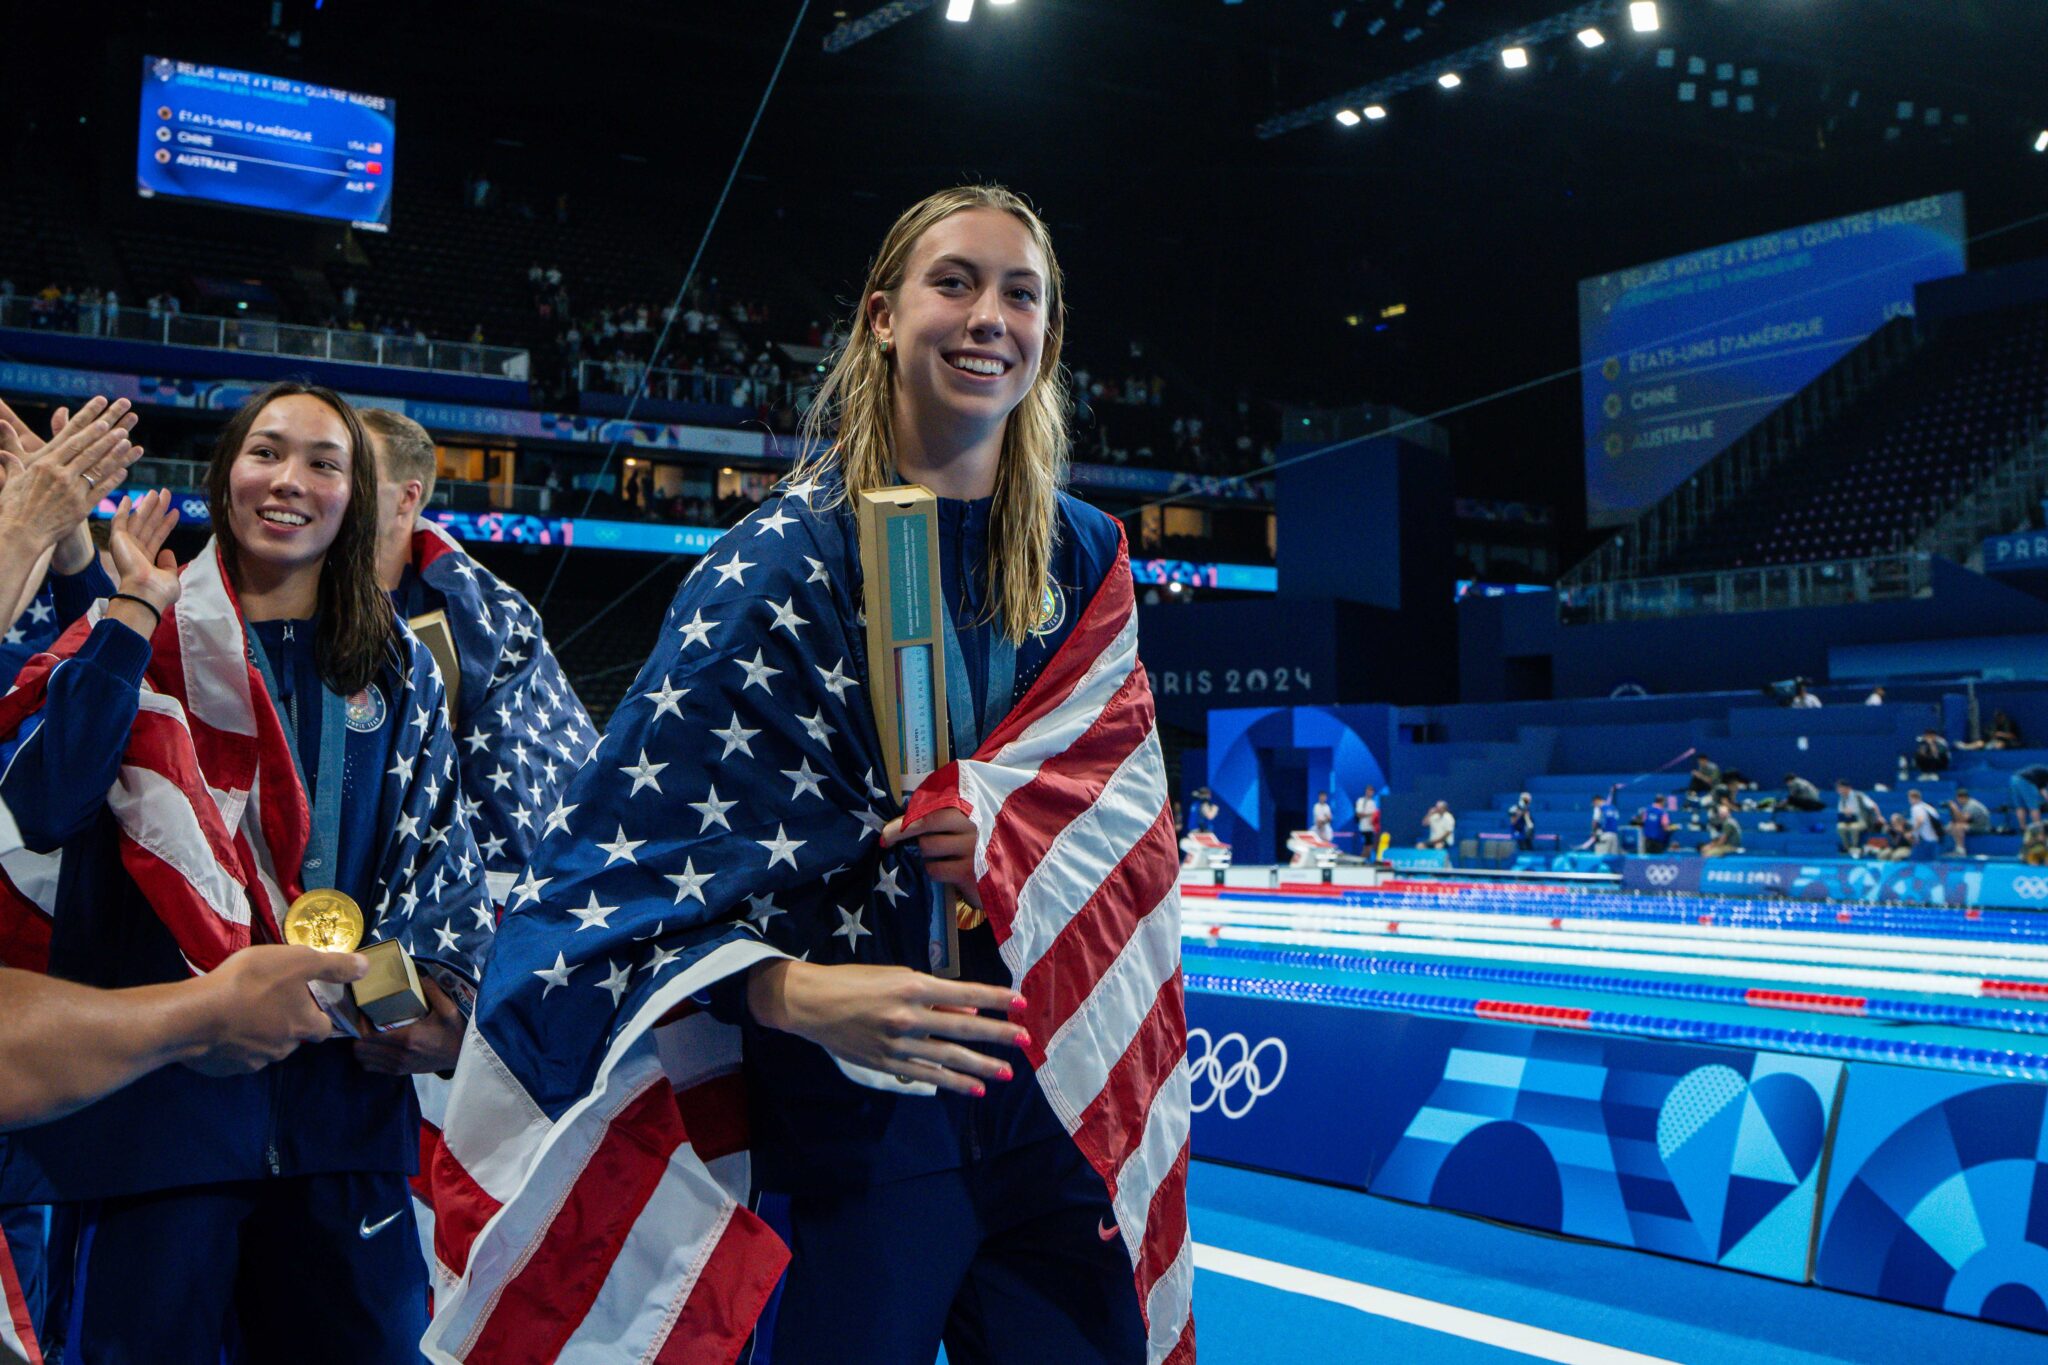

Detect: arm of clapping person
[0, 396, 143, 625]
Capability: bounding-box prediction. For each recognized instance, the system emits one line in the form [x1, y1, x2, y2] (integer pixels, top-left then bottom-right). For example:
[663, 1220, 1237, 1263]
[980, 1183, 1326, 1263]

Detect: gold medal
[283, 888, 365, 953]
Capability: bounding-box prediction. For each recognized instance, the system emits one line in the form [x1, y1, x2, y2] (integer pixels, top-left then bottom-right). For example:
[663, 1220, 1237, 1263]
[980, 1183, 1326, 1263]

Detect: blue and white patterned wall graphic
[1367, 1024, 1842, 1282]
[1817, 1068, 2048, 1330]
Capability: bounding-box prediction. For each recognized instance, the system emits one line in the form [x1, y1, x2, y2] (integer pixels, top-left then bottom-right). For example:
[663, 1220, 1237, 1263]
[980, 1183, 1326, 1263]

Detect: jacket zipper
[264, 1066, 284, 1176]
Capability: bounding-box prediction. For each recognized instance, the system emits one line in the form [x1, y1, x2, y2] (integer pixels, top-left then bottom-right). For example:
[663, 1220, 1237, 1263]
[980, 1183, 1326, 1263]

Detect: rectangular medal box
[856, 485, 962, 978]
[408, 608, 462, 721]
[307, 940, 430, 1038]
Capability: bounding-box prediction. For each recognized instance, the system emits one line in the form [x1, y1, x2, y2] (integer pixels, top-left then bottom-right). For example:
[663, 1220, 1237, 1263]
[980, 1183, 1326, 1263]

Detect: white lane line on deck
[1194, 1242, 1683, 1365]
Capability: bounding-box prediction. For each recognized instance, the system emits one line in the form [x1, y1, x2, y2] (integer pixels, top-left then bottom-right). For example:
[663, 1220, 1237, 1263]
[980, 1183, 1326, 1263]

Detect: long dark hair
[206, 381, 394, 695]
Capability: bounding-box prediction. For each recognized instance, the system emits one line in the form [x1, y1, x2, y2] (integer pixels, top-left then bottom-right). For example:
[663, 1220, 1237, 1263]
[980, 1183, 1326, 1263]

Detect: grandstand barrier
[1620, 854, 2048, 911]
[1187, 960, 2048, 1329]
[0, 295, 531, 380]
[1560, 553, 1932, 625]
[1, 305, 529, 406]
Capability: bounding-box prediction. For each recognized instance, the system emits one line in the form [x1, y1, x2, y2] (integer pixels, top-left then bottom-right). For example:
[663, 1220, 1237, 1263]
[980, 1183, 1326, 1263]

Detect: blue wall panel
[1817, 1067, 2048, 1330]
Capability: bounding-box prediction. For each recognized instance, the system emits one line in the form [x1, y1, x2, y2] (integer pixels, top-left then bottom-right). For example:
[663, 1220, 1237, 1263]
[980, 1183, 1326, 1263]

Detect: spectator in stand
[1907, 788, 1944, 861]
[2025, 822, 2048, 866]
[1509, 793, 1536, 852]
[1702, 801, 1743, 858]
[104, 288, 119, 331]
[1865, 685, 1887, 706]
[1947, 788, 1992, 856]
[1355, 785, 1381, 845]
[1836, 779, 1882, 855]
[1913, 728, 1952, 775]
[1420, 801, 1456, 850]
[1878, 813, 1916, 861]
[1584, 793, 1621, 855]
[1688, 753, 1722, 800]
[1640, 795, 1675, 854]
[1311, 790, 1334, 843]
[1790, 681, 1822, 709]
[1781, 773, 1826, 812]
[2010, 764, 2048, 831]
[1960, 710, 2023, 750]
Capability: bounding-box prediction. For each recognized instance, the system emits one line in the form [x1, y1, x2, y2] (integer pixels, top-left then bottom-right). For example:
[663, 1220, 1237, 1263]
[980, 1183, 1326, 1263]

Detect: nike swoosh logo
[1097, 1218, 1119, 1243]
[360, 1209, 405, 1239]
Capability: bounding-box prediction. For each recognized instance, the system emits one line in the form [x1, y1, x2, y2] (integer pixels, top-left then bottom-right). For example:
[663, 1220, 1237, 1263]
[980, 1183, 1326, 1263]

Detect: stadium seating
[1661, 302, 2048, 572]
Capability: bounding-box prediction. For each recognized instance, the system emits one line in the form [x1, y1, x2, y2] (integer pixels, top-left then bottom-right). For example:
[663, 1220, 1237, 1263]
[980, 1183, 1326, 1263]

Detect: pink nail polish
[1011, 995, 1029, 1011]
[971, 1084, 987, 1098]
[996, 1065, 1014, 1082]
[1014, 1030, 1032, 1049]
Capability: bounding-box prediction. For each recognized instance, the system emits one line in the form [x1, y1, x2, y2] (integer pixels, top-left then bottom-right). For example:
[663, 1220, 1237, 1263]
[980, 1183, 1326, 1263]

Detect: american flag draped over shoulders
[2, 582, 62, 653]
[0, 540, 491, 982]
[423, 479, 1191, 1364]
[408, 517, 594, 898]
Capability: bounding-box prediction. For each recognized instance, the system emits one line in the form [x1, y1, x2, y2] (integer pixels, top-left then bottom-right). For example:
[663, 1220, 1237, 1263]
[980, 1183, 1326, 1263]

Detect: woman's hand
[0, 399, 139, 555]
[880, 805, 983, 910]
[747, 959, 1026, 1096]
[108, 489, 182, 613]
[353, 973, 466, 1075]
[0, 399, 140, 574]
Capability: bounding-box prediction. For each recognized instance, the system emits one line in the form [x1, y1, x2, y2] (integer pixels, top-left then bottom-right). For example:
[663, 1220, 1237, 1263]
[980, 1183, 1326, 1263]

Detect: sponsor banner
[1184, 986, 1417, 1192]
[0, 359, 1277, 505]
[1624, 855, 2048, 910]
[1981, 529, 2048, 574]
[1624, 857, 1705, 893]
[1067, 462, 1273, 502]
[1131, 558, 1276, 593]
[0, 359, 772, 458]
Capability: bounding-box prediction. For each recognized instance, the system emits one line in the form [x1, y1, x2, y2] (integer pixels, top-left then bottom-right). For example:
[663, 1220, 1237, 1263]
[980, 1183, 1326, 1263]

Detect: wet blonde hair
[791, 184, 1069, 643]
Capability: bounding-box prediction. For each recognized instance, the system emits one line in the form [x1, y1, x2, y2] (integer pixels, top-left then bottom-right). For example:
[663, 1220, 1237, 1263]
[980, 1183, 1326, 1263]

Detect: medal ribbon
[248, 625, 348, 895]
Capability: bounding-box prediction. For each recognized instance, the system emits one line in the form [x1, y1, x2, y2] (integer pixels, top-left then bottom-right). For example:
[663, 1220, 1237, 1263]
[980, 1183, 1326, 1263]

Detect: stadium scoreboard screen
[136, 56, 395, 232]
[1579, 192, 1967, 528]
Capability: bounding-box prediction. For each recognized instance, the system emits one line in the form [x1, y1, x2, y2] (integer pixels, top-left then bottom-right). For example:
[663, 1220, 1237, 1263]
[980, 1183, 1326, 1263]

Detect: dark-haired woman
[0, 382, 490, 1362]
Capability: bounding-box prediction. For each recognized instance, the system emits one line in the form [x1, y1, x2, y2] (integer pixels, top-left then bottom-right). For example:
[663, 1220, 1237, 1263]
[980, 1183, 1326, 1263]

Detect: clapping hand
[108, 489, 182, 615]
[0, 397, 141, 556]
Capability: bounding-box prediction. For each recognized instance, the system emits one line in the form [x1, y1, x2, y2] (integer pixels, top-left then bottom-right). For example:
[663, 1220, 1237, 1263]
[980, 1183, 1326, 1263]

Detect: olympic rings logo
[1184, 1028, 1288, 1118]
[1646, 863, 1679, 886]
[2013, 876, 2048, 900]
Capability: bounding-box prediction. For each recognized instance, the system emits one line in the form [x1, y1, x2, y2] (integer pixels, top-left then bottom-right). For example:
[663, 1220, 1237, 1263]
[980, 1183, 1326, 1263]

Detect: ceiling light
[1363, 104, 1387, 120]
[1501, 46, 1529, 69]
[945, 0, 973, 21]
[1577, 27, 1606, 48]
[1629, 3, 1659, 33]
[2035, 130, 2048, 153]
[1335, 108, 1362, 127]
[1438, 71, 1462, 89]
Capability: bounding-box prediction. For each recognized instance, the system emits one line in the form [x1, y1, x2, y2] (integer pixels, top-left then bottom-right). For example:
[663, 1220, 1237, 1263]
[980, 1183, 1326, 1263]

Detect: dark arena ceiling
[11, 0, 2047, 537]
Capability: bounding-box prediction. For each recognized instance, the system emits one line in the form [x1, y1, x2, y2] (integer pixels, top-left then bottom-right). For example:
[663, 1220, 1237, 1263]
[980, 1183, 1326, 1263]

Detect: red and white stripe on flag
[904, 538, 1196, 1365]
[0, 545, 308, 974]
[0, 1229, 42, 1365]
[420, 940, 788, 1365]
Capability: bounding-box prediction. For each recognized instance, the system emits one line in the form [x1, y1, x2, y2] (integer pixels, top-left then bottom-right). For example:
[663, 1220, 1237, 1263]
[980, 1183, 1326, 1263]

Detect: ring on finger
[81, 473, 97, 489]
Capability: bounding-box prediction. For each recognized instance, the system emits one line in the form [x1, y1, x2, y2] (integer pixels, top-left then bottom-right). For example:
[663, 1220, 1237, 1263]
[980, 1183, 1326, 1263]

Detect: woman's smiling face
[225, 393, 356, 578]
[873, 206, 1050, 435]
